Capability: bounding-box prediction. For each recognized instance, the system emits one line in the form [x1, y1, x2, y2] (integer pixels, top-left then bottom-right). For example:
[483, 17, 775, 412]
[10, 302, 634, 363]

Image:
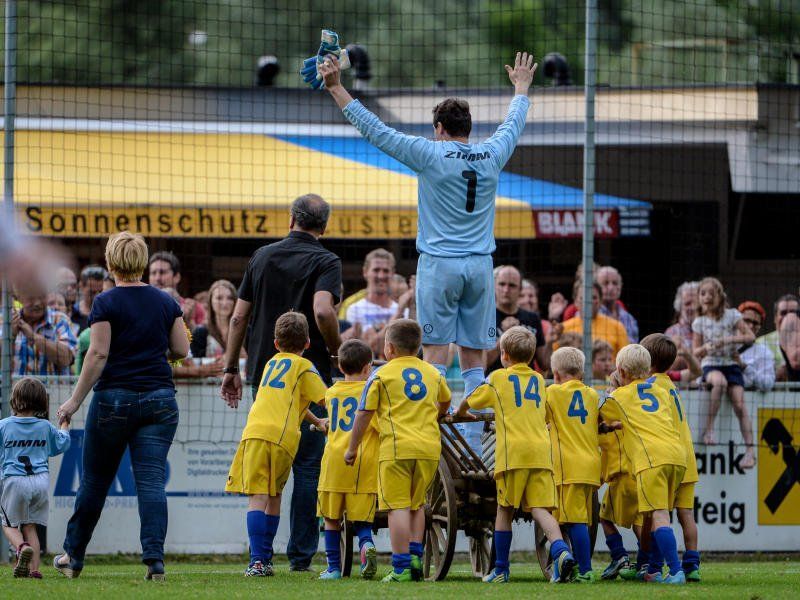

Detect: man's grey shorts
[0, 473, 49, 527]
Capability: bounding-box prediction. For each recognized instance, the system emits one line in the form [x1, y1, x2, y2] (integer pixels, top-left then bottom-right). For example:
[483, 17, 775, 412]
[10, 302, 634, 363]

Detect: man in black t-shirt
[221, 193, 342, 572]
[485, 265, 552, 374]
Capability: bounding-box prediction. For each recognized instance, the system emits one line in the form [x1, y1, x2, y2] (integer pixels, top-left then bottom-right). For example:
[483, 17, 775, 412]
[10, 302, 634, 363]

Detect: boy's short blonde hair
[105, 232, 148, 282]
[385, 319, 422, 356]
[274, 311, 309, 353]
[551, 346, 585, 377]
[500, 326, 536, 364]
[615, 344, 651, 380]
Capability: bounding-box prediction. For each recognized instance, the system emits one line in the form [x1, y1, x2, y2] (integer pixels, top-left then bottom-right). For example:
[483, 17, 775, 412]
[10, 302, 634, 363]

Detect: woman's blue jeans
[63, 388, 178, 565]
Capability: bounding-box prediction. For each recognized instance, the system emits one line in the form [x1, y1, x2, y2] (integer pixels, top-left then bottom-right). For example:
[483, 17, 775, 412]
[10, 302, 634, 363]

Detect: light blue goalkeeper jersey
[342, 95, 530, 258]
[0, 416, 71, 478]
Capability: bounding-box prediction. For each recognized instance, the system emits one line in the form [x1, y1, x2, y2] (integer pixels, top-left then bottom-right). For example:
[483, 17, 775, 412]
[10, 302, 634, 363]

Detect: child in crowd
[547, 347, 601, 582]
[225, 312, 328, 577]
[346, 319, 450, 582]
[0, 377, 71, 578]
[691, 277, 756, 468]
[641, 333, 701, 582]
[317, 339, 379, 580]
[592, 339, 615, 382]
[601, 344, 687, 584]
[456, 326, 576, 583]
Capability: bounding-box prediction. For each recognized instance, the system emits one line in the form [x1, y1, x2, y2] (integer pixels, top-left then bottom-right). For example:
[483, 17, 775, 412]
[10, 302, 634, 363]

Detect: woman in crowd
[736, 300, 776, 391]
[190, 279, 244, 362]
[666, 281, 699, 351]
[54, 232, 189, 581]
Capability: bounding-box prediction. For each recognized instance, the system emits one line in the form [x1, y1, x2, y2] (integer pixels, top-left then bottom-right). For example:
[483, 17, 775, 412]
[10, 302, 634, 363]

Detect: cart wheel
[534, 522, 552, 579]
[423, 457, 457, 581]
[469, 525, 495, 578]
[534, 489, 602, 579]
[590, 490, 600, 553]
[340, 516, 354, 577]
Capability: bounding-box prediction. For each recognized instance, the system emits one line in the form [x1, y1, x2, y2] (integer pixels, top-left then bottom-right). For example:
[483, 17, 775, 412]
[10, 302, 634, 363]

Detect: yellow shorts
[225, 439, 292, 496]
[600, 474, 642, 528]
[674, 482, 695, 510]
[496, 468, 557, 511]
[378, 459, 438, 511]
[555, 483, 596, 524]
[636, 465, 686, 513]
[317, 491, 377, 523]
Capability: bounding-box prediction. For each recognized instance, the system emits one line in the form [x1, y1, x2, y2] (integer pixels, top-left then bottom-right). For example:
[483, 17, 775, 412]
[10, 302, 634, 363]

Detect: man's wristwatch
[222, 366, 239, 375]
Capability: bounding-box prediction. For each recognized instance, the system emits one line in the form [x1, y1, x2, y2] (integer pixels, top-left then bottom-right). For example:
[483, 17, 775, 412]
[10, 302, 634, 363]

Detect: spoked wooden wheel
[340, 516, 354, 577]
[534, 489, 603, 579]
[534, 522, 552, 579]
[469, 524, 495, 578]
[423, 458, 457, 581]
[590, 490, 600, 552]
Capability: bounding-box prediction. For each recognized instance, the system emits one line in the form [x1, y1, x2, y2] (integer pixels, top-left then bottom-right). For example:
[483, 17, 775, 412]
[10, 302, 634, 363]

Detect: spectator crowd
[4, 245, 800, 457]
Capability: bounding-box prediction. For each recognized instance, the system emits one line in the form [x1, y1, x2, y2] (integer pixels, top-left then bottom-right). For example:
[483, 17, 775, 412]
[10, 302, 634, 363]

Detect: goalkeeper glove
[299, 29, 350, 90]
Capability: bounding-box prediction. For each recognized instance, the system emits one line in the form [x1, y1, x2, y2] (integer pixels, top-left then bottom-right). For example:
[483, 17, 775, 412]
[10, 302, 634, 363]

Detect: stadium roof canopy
[6, 128, 650, 239]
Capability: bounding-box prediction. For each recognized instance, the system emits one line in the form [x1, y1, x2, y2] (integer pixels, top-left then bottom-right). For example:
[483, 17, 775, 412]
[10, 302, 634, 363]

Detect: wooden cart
[339, 414, 599, 580]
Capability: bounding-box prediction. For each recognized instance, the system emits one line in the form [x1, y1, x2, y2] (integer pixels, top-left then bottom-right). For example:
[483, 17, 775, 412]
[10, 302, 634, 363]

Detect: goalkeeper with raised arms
[318, 45, 537, 449]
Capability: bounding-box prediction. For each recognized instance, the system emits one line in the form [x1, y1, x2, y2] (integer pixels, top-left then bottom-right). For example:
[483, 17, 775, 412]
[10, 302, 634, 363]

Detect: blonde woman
[54, 232, 189, 581]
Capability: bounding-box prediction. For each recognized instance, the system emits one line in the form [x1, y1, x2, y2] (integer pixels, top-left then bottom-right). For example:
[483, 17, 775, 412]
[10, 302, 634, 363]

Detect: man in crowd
[148, 251, 206, 327]
[560, 282, 628, 357]
[220, 193, 342, 572]
[596, 265, 638, 343]
[758, 294, 800, 375]
[346, 248, 398, 356]
[486, 265, 551, 374]
[776, 298, 800, 382]
[71, 265, 107, 333]
[4, 283, 77, 375]
[56, 266, 80, 326]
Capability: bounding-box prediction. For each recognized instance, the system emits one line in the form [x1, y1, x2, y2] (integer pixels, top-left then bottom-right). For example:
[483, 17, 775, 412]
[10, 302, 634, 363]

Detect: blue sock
[355, 524, 373, 550]
[568, 524, 592, 575]
[605, 532, 627, 561]
[409, 541, 424, 559]
[392, 552, 411, 574]
[263, 514, 280, 562]
[652, 527, 681, 575]
[324, 530, 341, 572]
[246, 510, 267, 564]
[682, 549, 700, 573]
[433, 363, 448, 379]
[494, 530, 512, 573]
[549, 539, 570, 561]
[461, 367, 485, 397]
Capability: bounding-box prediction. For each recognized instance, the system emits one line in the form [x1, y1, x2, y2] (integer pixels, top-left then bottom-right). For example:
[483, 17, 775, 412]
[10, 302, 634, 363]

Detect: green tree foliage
[1, 0, 797, 87]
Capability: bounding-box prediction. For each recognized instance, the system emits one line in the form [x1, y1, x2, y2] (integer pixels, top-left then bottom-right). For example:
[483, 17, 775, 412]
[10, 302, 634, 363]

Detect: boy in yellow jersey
[600, 344, 687, 584]
[345, 319, 451, 582]
[317, 339, 379, 580]
[547, 347, 601, 582]
[225, 312, 328, 577]
[640, 333, 701, 582]
[598, 372, 645, 581]
[456, 326, 576, 584]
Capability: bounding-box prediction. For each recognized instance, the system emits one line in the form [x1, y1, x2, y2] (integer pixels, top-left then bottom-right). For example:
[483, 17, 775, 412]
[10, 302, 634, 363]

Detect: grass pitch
[1, 555, 798, 598]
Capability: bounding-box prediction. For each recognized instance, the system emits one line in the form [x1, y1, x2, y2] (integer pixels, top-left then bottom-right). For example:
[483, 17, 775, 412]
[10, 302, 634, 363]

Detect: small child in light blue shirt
[0, 377, 70, 578]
